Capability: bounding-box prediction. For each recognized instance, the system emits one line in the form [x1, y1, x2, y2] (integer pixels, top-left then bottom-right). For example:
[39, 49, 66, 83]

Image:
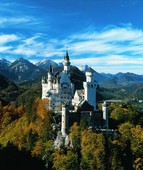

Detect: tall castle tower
[61, 104, 68, 137]
[63, 50, 70, 76]
[42, 65, 53, 99]
[83, 68, 97, 111]
[47, 65, 53, 90]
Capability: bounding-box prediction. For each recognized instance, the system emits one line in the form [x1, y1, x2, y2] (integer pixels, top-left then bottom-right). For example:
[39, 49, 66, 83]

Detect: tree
[81, 130, 106, 170]
[69, 122, 81, 152]
[52, 149, 79, 170]
[131, 125, 143, 169]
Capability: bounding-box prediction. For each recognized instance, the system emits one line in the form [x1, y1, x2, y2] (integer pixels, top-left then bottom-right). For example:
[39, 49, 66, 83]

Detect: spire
[64, 49, 69, 61]
[63, 49, 71, 75]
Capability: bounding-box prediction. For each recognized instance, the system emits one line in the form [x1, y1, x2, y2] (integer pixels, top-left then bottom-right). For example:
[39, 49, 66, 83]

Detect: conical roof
[64, 50, 69, 61]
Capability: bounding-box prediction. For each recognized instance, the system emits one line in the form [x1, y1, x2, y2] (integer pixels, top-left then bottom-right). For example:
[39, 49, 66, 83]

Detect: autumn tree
[69, 122, 81, 152]
[81, 129, 106, 170]
[52, 149, 79, 170]
[131, 125, 143, 169]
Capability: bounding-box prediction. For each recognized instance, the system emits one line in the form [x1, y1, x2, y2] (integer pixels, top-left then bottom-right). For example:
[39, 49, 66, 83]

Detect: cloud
[0, 17, 33, 25]
[56, 55, 143, 66]
[67, 26, 143, 58]
[0, 1, 42, 29]
[13, 37, 44, 57]
[0, 46, 12, 53]
[0, 34, 20, 44]
[91, 65, 143, 74]
[104, 55, 143, 65]
[97, 27, 143, 42]
[0, 16, 40, 30]
[1, 25, 143, 74]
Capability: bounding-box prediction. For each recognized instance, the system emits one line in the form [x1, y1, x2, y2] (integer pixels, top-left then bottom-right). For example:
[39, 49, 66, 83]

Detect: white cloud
[105, 55, 143, 65]
[54, 54, 143, 71]
[92, 65, 143, 74]
[0, 46, 12, 52]
[66, 26, 143, 60]
[1, 25, 143, 74]
[0, 34, 20, 44]
[0, 17, 35, 27]
[97, 27, 143, 42]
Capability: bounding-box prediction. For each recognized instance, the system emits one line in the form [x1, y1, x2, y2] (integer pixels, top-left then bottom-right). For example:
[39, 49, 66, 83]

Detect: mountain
[93, 70, 108, 84]
[79, 65, 108, 84]
[100, 73, 114, 79]
[79, 65, 89, 72]
[0, 58, 11, 79]
[70, 66, 86, 89]
[0, 75, 21, 104]
[1, 58, 143, 87]
[35, 59, 59, 71]
[115, 72, 143, 84]
[101, 72, 143, 88]
[9, 58, 44, 83]
[0, 58, 11, 66]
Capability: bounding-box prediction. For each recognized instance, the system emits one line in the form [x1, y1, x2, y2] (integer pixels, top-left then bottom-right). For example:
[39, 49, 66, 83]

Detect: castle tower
[61, 104, 68, 137]
[63, 50, 71, 76]
[102, 101, 109, 129]
[83, 68, 97, 111]
[42, 76, 48, 99]
[47, 65, 53, 90]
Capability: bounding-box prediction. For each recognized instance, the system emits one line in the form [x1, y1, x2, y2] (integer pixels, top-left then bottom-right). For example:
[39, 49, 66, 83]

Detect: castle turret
[83, 67, 97, 111]
[102, 101, 109, 129]
[61, 104, 68, 137]
[42, 76, 48, 99]
[63, 50, 70, 76]
[47, 65, 53, 90]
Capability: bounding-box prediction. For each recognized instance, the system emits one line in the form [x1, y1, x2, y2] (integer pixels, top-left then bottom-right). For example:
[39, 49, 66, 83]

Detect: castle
[42, 51, 108, 137]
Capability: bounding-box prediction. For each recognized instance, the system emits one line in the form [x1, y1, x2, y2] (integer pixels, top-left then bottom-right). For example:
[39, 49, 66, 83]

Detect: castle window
[91, 85, 93, 88]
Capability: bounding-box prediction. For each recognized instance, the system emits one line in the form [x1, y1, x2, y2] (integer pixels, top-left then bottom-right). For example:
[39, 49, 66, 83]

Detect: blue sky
[0, 0, 143, 74]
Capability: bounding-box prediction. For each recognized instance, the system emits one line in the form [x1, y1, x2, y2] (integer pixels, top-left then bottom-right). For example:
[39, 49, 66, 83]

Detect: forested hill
[0, 97, 143, 169]
[0, 75, 143, 169]
[0, 75, 21, 104]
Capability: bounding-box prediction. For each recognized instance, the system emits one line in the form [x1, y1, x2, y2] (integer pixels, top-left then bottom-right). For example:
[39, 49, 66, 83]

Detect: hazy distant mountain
[35, 59, 59, 71]
[93, 70, 108, 84]
[79, 65, 107, 84]
[100, 73, 114, 79]
[9, 58, 44, 82]
[102, 72, 143, 88]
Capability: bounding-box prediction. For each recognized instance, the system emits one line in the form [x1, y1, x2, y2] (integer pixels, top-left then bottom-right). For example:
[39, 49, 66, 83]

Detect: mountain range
[0, 58, 59, 83]
[0, 58, 143, 88]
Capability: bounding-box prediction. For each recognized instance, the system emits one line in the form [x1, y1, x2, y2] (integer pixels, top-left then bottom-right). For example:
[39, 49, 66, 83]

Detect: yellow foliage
[31, 140, 44, 157]
[133, 157, 143, 170]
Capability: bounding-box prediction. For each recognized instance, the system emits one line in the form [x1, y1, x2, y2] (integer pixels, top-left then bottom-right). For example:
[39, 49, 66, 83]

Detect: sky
[0, 0, 143, 74]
